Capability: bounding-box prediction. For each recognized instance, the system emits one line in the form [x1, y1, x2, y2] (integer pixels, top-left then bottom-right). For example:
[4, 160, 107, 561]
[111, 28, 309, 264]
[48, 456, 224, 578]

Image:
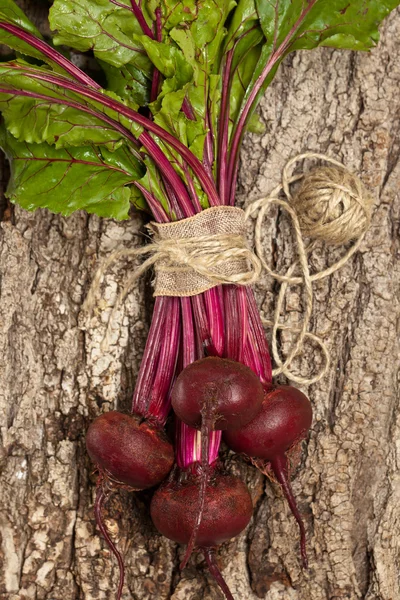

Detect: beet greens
[0, 0, 398, 598]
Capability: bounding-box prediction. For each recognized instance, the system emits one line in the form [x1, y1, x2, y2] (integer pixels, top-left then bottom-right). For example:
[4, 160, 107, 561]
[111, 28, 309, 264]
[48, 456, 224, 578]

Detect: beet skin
[223, 384, 312, 459]
[224, 384, 312, 569]
[150, 472, 253, 547]
[86, 411, 174, 489]
[171, 356, 264, 430]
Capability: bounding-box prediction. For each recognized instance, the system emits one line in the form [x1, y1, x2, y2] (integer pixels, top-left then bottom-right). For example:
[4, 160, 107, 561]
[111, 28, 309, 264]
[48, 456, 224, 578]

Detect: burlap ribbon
[149, 206, 260, 296]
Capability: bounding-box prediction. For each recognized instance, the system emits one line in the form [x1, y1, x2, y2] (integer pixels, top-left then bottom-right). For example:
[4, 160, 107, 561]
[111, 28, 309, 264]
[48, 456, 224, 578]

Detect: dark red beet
[171, 356, 264, 431]
[223, 385, 312, 460]
[86, 411, 174, 489]
[151, 467, 252, 599]
[223, 385, 312, 568]
[87, 411, 174, 599]
[150, 470, 253, 547]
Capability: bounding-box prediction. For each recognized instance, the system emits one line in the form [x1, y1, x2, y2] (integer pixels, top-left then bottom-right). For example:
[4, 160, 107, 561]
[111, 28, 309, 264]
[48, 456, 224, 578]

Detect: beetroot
[86, 411, 174, 599]
[86, 411, 174, 490]
[151, 465, 253, 600]
[151, 470, 253, 546]
[224, 384, 312, 568]
[171, 356, 264, 431]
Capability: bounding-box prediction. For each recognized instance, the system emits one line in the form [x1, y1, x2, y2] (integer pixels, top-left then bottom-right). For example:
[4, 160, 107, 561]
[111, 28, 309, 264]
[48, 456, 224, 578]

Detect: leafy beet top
[0, 0, 397, 220]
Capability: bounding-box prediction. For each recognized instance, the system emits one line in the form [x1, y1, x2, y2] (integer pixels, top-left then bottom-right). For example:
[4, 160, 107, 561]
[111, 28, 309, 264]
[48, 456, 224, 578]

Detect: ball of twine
[291, 166, 373, 245]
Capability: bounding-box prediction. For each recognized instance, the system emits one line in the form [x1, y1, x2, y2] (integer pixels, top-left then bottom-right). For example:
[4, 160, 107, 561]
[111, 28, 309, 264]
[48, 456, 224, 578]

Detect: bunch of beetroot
[86, 353, 312, 599]
[0, 1, 394, 598]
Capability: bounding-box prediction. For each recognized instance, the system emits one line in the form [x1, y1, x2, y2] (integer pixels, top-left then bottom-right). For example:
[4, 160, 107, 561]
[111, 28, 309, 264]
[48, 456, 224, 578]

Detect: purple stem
[147, 297, 181, 424]
[163, 178, 185, 220]
[133, 182, 170, 222]
[130, 0, 154, 38]
[246, 288, 272, 383]
[223, 285, 240, 360]
[0, 23, 101, 89]
[191, 294, 218, 357]
[181, 297, 196, 367]
[217, 49, 234, 205]
[183, 163, 202, 214]
[228, 158, 240, 206]
[243, 329, 265, 382]
[271, 454, 308, 569]
[236, 286, 248, 363]
[182, 97, 196, 120]
[203, 548, 235, 600]
[150, 68, 161, 104]
[150, 8, 162, 102]
[131, 296, 166, 417]
[176, 422, 221, 470]
[227, 0, 319, 200]
[203, 110, 214, 179]
[155, 7, 162, 41]
[204, 287, 224, 357]
[94, 488, 125, 600]
[140, 131, 194, 216]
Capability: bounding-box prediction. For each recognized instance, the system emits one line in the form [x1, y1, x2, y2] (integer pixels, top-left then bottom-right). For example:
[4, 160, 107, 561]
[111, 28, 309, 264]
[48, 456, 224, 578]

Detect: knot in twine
[84, 152, 372, 384]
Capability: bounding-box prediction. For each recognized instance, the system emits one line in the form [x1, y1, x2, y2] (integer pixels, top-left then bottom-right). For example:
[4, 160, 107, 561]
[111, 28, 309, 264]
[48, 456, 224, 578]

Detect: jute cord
[83, 152, 372, 385]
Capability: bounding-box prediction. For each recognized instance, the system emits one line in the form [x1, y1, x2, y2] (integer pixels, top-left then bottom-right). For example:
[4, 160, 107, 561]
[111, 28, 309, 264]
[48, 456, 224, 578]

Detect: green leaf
[0, 94, 127, 150]
[247, 111, 265, 134]
[152, 88, 208, 160]
[0, 0, 41, 34]
[148, 0, 234, 175]
[256, 0, 400, 55]
[49, 0, 152, 72]
[136, 156, 172, 217]
[169, 0, 234, 109]
[141, 37, 194, 93]
[130, 185, 149, 213]
[229, 43, 262, 129]
[153, 0, 198, 31]
[0, 125, 143, 220]
[100, 60, 151, 107]
[233, 0, 400, 134]
[0, 0, 47, 61]
[0, 61, 144, 141]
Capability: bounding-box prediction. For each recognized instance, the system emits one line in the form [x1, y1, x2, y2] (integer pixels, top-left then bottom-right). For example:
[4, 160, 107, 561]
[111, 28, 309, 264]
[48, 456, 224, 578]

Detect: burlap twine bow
[83, 153, 373, 385]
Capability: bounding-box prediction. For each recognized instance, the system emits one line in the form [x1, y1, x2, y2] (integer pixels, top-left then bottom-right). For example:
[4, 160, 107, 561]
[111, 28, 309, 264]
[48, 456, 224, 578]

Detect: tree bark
[1, 4, 399, 600]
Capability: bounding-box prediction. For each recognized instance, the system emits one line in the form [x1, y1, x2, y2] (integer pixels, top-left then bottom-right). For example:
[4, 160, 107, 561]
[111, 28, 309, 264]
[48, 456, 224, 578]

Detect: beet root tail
[94, 484, 125, 600]
[180, 415, 211, 570]
[271, 454, 308, 569]
[203, 548, 235, 600]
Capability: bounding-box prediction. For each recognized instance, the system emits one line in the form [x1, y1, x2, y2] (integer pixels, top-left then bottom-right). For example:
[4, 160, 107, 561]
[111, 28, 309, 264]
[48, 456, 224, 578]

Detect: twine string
[83, 152, 372, 382]
[244, 152, 372, 383]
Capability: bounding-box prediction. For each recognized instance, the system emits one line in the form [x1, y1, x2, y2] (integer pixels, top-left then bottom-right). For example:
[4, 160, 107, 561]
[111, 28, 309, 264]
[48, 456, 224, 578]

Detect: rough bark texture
[1, 3, 399, 600]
